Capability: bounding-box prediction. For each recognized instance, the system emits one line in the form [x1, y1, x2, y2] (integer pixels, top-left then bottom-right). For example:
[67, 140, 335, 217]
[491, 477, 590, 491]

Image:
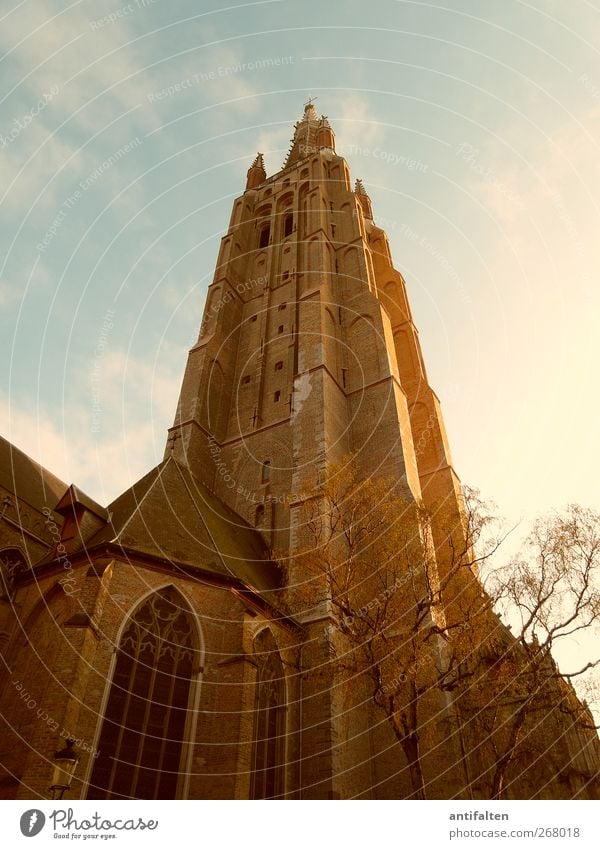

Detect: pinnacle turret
[316, 115, 335, 151]
[246, 151, 267, 190]
[355, 179, 373, 219]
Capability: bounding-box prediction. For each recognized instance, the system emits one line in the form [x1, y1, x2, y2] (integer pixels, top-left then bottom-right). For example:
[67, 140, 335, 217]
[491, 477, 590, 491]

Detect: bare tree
[285, 464, 499, 799]
[470, 504, 600, 798]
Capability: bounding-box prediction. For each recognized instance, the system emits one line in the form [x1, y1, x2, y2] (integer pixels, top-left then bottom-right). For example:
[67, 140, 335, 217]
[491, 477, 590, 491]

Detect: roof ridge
[110, 458, 171, 542]
[172, 460, 239, 580]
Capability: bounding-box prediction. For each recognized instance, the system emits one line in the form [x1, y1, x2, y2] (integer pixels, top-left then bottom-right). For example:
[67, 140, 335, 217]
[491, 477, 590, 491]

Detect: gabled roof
[75, 456, 281, 594]
[0, 435, 68, 517]
[55, 484, 109, 521]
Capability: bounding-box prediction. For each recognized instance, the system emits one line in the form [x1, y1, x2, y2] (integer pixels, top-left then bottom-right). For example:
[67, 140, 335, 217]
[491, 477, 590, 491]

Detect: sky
[1, 0, 599, 544]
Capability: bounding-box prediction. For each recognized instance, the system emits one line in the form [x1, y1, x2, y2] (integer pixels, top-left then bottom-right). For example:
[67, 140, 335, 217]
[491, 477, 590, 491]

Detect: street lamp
[49, 739, 79, 800]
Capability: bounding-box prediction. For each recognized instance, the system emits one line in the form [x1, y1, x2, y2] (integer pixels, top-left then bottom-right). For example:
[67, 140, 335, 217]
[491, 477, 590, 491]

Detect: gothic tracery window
[88, 586, 199, 799]
[250, 630, 286, 799]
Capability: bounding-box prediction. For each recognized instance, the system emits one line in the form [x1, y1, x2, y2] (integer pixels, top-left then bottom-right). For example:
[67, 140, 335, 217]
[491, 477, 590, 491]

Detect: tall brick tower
[163, 101, 480, 797]
[167, 101, 462, 560]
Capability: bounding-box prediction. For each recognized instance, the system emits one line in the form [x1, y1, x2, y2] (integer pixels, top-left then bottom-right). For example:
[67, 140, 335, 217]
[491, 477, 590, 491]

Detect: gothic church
[1, 103, 598, 799]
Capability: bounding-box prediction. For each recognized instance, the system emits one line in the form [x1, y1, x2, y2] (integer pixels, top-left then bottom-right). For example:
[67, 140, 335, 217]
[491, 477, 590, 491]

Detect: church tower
[167, 101, 462, 562]
[162, 101, 484, 797]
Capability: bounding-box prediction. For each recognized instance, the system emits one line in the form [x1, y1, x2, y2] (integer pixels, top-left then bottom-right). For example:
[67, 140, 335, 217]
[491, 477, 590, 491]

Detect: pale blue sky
[1, 0, 599, 537]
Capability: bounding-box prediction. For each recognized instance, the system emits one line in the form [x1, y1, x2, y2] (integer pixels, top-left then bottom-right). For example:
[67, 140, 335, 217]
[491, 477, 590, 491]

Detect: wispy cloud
[0, 341, 186, 504]
[447, 104, 600, 517]
[0, 278, 22, 307]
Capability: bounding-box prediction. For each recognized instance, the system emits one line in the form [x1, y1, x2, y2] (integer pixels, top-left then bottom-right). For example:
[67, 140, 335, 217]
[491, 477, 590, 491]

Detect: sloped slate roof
[0, 435, 68, 517]
[81, 456, 281, 593]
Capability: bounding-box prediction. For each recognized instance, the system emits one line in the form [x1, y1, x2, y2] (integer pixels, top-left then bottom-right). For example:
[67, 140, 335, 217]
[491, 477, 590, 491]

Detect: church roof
[76, 456, 282, 594]
[0, 435, 68, 518]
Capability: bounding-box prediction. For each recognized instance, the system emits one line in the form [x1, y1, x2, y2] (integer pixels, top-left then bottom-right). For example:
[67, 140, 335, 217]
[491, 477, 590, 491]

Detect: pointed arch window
[88, 587, 199, 799]
[251, 630, 286, 799]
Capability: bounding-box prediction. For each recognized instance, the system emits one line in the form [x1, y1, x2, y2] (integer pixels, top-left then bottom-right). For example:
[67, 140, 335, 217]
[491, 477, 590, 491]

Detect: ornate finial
[251, 152, 265, 169]
[303, 98, 318, 121]
[355, 178, 366, 194]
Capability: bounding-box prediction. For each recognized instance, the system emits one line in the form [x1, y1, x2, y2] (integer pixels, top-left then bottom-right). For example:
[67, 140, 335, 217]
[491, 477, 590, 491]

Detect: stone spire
[303, 98, 318, 121]
[246, 152, 266, 190]
[282, 100, 321, 169]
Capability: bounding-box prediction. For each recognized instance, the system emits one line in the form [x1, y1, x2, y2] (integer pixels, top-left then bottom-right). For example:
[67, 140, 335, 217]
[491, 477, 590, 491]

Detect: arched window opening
[283, 213, 293, 237]
[261, 460, 271, 484]
[251, 631, 286, 799]
[88, 587, 199, 800]
[255, 504, 265, 525]
[259, 224, 270, 248]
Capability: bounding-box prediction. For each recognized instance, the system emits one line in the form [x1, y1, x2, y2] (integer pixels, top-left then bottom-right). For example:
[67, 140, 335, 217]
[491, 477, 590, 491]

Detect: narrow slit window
[261, 461, 271, 483]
